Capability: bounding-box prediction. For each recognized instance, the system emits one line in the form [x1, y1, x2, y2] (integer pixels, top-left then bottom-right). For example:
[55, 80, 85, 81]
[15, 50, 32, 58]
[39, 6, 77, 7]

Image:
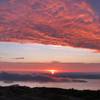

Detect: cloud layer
[0, 0, 100, 50]
[0, 72, 87, 83]
[0, 72, 100, 83]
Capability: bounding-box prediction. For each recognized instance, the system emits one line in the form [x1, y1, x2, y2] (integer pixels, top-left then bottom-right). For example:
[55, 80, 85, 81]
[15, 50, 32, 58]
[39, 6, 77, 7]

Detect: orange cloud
[0, 0, 100, 50]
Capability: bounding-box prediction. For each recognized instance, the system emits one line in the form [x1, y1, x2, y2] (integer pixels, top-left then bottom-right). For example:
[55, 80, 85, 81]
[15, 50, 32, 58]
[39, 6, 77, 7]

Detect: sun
[48, 70, 57, 75]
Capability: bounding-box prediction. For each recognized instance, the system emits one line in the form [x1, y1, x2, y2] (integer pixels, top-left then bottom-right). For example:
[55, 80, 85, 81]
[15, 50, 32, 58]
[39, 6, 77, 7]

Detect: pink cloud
[0, 0, 100, 50]
[0, 62, 100, 72]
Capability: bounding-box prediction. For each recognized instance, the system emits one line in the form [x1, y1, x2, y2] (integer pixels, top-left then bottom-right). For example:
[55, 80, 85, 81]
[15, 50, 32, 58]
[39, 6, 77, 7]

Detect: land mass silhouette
[0, 85, 100, 100]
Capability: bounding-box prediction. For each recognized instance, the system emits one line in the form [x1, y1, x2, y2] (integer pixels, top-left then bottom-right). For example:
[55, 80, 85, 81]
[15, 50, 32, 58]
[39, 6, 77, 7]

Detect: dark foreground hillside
[0, 85, 100, 100]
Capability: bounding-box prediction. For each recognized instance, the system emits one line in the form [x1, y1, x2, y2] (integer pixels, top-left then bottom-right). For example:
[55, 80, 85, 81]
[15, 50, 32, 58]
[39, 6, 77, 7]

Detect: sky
[0, 0, 100, 72]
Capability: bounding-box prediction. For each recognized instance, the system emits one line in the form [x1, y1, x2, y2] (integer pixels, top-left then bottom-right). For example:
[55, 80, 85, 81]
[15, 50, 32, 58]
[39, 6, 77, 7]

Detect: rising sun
[48, 70, 57, 75]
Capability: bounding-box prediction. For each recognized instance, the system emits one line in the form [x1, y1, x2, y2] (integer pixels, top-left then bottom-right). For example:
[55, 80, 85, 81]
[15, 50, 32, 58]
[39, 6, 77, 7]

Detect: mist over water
[0, 79, 100, 90]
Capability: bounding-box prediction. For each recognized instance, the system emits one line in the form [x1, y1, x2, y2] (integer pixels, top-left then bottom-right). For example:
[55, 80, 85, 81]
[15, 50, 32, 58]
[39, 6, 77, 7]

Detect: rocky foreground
[0, 85, 100, 100]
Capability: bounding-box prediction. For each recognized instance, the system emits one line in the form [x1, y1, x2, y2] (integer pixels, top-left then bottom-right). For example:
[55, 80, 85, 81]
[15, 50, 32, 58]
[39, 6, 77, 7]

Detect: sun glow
[47, 70, 57, 75]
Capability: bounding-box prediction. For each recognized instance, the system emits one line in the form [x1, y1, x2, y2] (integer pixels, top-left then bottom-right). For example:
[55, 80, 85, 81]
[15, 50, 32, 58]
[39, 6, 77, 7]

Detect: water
[0, 79, 100, 90]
